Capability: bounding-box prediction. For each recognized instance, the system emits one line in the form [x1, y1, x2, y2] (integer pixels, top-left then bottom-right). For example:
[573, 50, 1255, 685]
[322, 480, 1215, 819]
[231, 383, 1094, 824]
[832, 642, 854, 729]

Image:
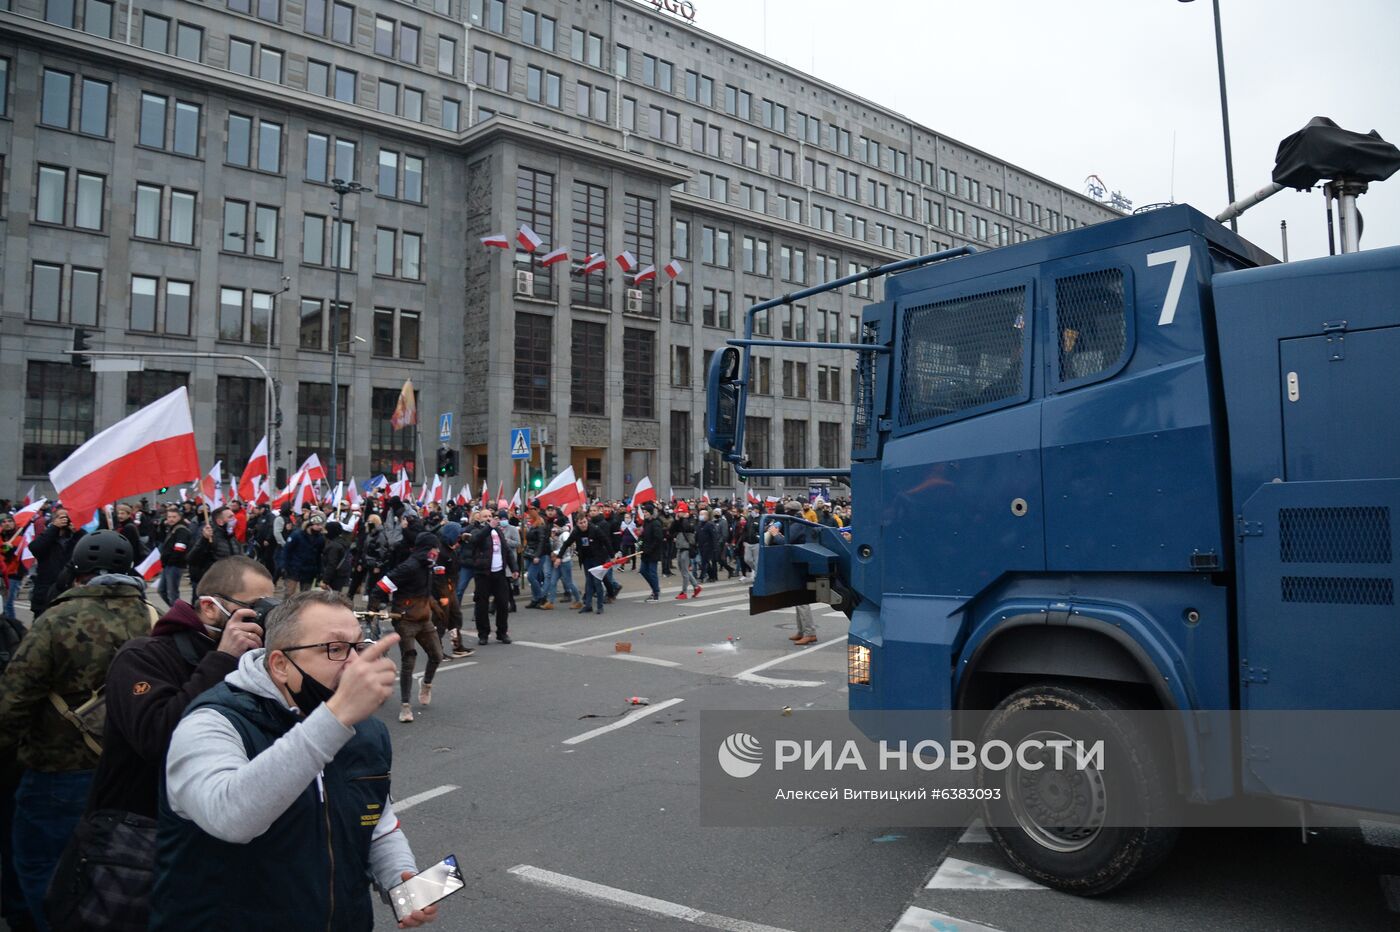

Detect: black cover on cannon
[1273, 116, 1400, 189]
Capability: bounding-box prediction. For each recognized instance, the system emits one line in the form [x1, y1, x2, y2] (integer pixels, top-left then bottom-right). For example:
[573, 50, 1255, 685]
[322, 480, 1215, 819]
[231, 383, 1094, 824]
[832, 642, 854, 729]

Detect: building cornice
[460, 115, 691, 185]
[670, 191, 900, 262]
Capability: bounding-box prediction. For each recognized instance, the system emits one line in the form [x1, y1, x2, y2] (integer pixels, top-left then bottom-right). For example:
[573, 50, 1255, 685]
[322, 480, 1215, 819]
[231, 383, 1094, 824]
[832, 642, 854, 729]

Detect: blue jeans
[639, 560, 660, 598]
[583, 572, 606, 611]
[2, 577, 19, 620]
[13, 769, 93, 932]
[526, 558, 548, 603]
[547, 560, 580, 603]
[158, 565, 183, 606]
[456, 566, 474, 600]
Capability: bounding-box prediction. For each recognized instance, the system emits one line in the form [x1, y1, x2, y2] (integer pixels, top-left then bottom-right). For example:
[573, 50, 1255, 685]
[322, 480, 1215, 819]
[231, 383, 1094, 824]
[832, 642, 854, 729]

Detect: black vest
[149, 681, 393, 932]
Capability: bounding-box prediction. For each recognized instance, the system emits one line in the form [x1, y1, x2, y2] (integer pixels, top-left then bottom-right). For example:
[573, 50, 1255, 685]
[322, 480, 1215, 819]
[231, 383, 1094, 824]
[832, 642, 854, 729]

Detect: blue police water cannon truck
[706, 117, 1400, 894]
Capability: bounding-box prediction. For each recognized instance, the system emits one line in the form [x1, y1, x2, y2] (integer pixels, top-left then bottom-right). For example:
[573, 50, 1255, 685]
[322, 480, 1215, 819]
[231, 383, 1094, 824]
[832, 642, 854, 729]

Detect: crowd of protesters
[0, 486, 847, 931]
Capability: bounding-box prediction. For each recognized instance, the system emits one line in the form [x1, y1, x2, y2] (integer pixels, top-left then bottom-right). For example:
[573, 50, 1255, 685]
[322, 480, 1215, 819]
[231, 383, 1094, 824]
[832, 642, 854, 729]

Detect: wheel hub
[1005, 729, 1106, 853]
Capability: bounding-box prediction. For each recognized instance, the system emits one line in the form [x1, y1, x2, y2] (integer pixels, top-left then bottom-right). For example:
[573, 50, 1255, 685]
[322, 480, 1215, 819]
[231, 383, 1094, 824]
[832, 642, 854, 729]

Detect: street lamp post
[1180, 0, 1238, 231]
[329, 178, 370, 483]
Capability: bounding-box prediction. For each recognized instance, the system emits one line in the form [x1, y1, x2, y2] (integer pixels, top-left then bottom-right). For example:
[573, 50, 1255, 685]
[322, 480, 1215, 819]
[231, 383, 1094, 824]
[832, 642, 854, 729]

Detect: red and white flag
[538, 247, 570, 267]
[255, 477, 272, 506]
[496, 481, 505, 507]
[20, 486, 35, 508]
[330, 481, 345, 511]
[701, 490, 711, 505]
[629, 476, 657, 507]
[509, 488, 522, 513]
[539, 466, 582, 513]
[517, 225, 543, 252]
[237, 436, 268, 501]
[390, 379, 417, 430]
[19, 525, 36, 570]
[481, 233, 510, 249]
[136, 548, 163, 582]
[747, 487, 762, 505]
[48, 387, 200, 521]
[578, 253, 607, 275]
[575, 479, 587, 511]
[633, 265, 657, 285]
[293, 475, 315, 512]
[455, 488, 470, 506]
[201, 463, 224, 509]
[13, 499, 46, 531]
[377, 575, 398, 595]
[765, 495, 780, 514]
[480, 481, 490, 508]
[347, 479, 362, 507]
[615, 250, 637, 272]
[428, 475, 443, 504]
[271, 470, 302, 510]
[664, 259, 684, 280]
[298, 453, 328, 484]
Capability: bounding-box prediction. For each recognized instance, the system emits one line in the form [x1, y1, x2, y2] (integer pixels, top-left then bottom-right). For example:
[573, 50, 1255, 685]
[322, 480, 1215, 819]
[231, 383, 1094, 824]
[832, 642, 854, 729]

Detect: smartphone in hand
[389, 855, 464, 922]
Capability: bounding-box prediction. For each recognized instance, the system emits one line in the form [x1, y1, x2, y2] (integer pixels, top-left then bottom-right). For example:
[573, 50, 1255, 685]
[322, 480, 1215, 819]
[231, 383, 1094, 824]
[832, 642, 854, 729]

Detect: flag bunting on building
[481, 233, 510, 249]
[390, 379, 417, 430]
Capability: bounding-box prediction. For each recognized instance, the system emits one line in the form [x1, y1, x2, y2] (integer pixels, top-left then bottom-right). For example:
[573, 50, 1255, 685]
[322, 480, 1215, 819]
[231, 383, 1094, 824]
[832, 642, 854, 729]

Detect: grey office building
[0, 0, 1119, 503]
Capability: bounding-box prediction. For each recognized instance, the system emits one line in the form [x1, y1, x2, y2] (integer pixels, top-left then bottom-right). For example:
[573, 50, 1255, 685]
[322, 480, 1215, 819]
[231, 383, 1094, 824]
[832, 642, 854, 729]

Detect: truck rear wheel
[976, 682, 1179, 895]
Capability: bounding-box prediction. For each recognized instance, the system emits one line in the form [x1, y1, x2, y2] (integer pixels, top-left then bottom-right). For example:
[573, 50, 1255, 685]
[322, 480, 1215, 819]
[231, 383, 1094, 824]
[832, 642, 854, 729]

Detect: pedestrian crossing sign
[510, 428, 532, 460]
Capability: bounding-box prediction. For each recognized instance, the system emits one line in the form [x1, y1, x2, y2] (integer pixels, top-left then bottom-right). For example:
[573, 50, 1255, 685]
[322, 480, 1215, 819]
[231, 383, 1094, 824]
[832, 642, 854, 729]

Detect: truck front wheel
[976, 682, 1179, 895]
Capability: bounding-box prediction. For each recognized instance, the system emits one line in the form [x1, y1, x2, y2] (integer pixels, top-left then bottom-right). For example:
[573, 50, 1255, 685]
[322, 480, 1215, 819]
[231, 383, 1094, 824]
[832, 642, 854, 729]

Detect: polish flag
[632, 265, 657, 285]
[455, 486, 470, 506]
[509, 488, 522, 514]
[347, 479, 362, 507]
[615, 250, 637, 272]
[255, 477, 272, 506]
[539, 466, 582, 512]
[481, 233, 511, 249]
[747, 487, 762, 505]
[271, 469, 302, 510]
[629, 476, 657, 507]
[237, 436, 269, 501]
[49, 388, 200, 522]
[377, 575, 398, 595]
[765, 495, 780, 514]
[496, 481, 505, 508]
[517, 225, 543, 253]
[578, 253, 607, 275]
[20, 486, 36, 508]
[664, 259, 684, 280]
[135, 548, 163, 583]
[13, 499, 47, 531]
[428, 475, 442, 504]
[330, 481, 345, 511]
[575, 479, 586, 509]
[298, 454, 328, 484]
[538, 247, 570, 267]
[200, 463, 224, 509]
[19, 525, 36, 570]
[480, 481, 490, 508]
[701, 490, 711, 505]
[293, 475, 315, 512]
[669, 488, 676, 505]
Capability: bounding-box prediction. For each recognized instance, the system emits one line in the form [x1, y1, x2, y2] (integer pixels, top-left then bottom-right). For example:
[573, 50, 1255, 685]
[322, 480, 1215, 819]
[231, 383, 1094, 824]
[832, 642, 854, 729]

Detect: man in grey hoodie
[150, 590, 437, 930]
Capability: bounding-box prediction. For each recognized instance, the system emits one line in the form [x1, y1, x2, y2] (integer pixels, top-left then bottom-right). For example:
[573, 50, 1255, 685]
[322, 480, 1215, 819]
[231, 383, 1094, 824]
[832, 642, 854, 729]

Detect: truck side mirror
[707, 346, 742, 456]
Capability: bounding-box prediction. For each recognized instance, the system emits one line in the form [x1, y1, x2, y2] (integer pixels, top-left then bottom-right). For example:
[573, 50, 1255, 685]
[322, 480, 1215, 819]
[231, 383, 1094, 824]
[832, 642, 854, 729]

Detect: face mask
[200, 597, 232, 639]
[285, 656, 336, 716]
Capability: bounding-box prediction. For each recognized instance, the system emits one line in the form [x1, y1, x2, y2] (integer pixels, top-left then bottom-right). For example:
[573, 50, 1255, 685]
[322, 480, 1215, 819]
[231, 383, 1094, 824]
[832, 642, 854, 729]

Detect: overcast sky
[690, 0, 1400, 261]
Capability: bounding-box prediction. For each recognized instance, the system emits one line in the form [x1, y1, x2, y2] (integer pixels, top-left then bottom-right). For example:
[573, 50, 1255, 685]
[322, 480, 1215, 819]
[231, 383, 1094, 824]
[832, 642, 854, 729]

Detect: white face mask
[199, 596, 233, 638]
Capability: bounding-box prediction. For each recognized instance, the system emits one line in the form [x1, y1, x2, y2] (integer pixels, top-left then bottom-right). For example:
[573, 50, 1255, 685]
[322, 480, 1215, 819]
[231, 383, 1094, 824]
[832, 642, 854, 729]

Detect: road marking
[413, 661, 478, 680]
[959, 820, 992, 844]
[611, 653, 683, 668]
[508, 864, 797, 932]
[394, 784, 458, 813]
[733, 636, 844, 687]
[926, 857, 1047, 891]
[613, 577, 749, 601]
[549, 596, 751, 647]
[891, 905, 1004, 932]
[562, 698, 685, 745]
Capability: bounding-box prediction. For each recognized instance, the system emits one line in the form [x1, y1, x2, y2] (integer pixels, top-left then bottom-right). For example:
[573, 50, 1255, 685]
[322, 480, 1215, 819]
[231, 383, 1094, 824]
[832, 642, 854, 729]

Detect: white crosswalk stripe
[926, 857, 1047, 891]
[891, 905, 1004, 932]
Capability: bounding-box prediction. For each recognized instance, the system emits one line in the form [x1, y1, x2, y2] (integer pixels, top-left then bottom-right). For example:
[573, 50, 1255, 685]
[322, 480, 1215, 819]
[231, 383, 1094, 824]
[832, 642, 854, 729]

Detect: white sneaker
[419, 683, 432, 707]
[399, 703, 413, 723]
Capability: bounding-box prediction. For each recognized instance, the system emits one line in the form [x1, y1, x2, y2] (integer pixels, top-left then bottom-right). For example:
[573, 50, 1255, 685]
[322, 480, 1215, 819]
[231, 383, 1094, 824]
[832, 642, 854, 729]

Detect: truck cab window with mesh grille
[1054, 268, 1126, 384]
[898, 285, 1028, 426]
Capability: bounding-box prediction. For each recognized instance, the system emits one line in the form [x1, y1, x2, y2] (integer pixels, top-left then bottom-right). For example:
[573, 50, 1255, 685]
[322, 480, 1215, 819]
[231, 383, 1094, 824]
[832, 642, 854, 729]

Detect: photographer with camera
[151, 590, 436, 930]
[46, 556, 274, 931]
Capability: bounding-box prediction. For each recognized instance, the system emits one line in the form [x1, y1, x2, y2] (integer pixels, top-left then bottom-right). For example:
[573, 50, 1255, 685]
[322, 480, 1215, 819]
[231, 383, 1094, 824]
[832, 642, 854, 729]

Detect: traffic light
[71, 327, 92, 367]
[530, 470, 543, 491]
[543, 451, 556, 476]
[703, 458, 717, 486]
[444, 449, 458, 477]
[436, 446, 449, 476]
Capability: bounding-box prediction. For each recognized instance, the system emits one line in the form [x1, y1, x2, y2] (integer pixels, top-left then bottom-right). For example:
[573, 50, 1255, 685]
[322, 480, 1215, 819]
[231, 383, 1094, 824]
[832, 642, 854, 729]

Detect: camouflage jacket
[0, 578, 156, 772]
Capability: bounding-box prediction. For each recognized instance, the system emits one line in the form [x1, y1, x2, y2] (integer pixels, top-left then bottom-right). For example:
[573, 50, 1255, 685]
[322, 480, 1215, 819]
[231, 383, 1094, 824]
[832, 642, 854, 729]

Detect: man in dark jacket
[470, 511, 518, 644]
[280, 515, 325, 593]
[382, 533, 445, 723]
[187, 506, 241, 584]
[637, 506, 665, 602]
[434, 523, 471, 657]
[560, 515, 616, 615]
[320, 522, 352, 593]
[27, 507, 81, 619]
[113, 502, 148, 564]
[156, 506, 192, 607]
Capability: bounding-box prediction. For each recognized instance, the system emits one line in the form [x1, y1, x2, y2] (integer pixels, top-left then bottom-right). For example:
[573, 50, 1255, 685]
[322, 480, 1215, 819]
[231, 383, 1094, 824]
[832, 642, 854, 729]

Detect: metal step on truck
[706, 118, 1400, 894]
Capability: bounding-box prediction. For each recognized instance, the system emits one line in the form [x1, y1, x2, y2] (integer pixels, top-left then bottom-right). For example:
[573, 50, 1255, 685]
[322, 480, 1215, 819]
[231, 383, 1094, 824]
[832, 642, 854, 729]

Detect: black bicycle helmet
[70, 529, 135, 576]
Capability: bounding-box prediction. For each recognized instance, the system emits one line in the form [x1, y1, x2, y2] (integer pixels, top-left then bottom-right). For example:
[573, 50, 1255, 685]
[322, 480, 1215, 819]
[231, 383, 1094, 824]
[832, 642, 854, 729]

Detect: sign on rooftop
[641, 0, 696, 23]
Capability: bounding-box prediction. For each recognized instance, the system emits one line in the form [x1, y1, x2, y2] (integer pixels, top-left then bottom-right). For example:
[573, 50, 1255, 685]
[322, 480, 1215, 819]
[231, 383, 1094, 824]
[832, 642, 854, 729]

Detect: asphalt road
[6, 571, 1400, 931]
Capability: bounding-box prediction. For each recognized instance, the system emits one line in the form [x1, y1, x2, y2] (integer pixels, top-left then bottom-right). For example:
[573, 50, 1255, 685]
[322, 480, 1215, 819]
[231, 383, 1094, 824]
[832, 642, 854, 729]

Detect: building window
[437, 35, 456, 75]
[624, 194, 656, 317]
[79, 78, 109, 136]
[302, 214, 325, 264]
[819, 422, 842, 468]
[296, 383, 347, 477]
[175, 22, 203, 61]
[371, 386, 416, 477]
[40, 70, 73, 129]
[670, 411, 691, 485]
[125, 370, 189, 416]
[229, 116, 255, 167]
[24, 362, 95, 477]
[216, 376, 268, 474]
[672, 282, 690, 324]
[36, 166, 66, 225]
[745, 417, 770, 486]
[671, 345, 690, 388]
[570, 181, 607, 308]
[514, 312, 552, 412]
[442, 98, 461, 131]
[570, 320, 606, 416]
[130, 275, 158, 331]
[784, 420, 808, 470]
[75, 172, 104, 230]
[141, 13, 168, 52]
[334, 67, 356, 103]
[29, 263, 63, 322]
[516, 167, 555, 299]
[622, 328, 656, 419]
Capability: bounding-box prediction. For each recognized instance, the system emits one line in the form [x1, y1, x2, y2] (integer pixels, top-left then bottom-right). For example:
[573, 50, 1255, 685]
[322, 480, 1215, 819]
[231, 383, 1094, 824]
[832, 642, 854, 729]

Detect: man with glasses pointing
[150, 589, 438, 930]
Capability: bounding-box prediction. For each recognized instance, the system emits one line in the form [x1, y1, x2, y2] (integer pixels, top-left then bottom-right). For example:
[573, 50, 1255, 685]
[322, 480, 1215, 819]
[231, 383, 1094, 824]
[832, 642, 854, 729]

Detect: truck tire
[976, 682, 1179, 896]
